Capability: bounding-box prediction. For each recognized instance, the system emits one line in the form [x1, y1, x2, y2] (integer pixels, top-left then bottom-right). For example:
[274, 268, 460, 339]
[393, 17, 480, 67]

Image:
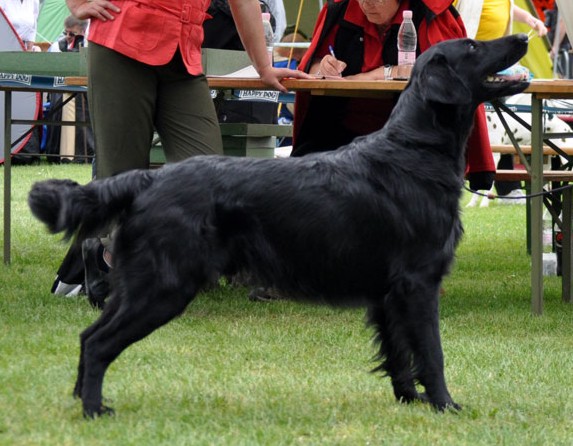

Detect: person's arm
[550, 17, 567, 60]
[228, 0, 310, 92]
[309, 56, 410, 80]
[66, 0, 121, 21]
[513, 5, 547, 36]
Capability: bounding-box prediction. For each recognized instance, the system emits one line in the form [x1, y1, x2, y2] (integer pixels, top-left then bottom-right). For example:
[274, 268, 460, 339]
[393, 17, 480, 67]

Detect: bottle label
[398, 51, 416, 66]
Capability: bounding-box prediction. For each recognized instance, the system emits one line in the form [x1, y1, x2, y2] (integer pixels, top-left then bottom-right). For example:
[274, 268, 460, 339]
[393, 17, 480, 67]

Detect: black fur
[28, 35, 529, 418]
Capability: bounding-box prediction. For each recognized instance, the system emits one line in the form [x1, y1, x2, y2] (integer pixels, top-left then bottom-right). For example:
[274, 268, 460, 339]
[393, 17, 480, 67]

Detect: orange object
[89, 0, 210, 76]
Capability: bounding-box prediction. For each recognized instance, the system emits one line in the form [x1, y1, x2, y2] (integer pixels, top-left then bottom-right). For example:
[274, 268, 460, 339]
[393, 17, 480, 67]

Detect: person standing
[546, 4, 571, 78]
[61, 0, 309, 307]
[455, 0, 547, 199]
[0, 0, 40, 51]
[45, 15, 92, 163]
[66, 0, 304, 179]
[455, 0, 547, 41]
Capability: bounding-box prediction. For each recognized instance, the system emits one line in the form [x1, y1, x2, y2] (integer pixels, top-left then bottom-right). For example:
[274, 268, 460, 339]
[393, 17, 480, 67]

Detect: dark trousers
[88, 43, 223, 178]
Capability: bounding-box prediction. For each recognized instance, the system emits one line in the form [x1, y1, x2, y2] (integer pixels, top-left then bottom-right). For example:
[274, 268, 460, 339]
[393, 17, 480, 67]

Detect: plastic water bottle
[261, 12, 274, 65]
[397, 10, 417, 66]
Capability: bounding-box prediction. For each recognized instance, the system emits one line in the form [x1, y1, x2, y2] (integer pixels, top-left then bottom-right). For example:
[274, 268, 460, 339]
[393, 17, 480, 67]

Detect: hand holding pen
[316, 45, 347, 78]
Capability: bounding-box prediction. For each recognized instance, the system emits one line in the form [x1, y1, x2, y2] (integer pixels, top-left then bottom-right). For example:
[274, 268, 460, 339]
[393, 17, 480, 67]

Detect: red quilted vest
[88, 0, 210, 75]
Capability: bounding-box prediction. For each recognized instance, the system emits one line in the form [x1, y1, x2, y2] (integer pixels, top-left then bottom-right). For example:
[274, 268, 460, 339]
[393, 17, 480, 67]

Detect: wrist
[256, 63, 272, 75]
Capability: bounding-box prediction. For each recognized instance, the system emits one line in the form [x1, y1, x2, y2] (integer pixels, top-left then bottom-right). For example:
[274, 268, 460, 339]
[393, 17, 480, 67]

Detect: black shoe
[81, 238, 110, 309]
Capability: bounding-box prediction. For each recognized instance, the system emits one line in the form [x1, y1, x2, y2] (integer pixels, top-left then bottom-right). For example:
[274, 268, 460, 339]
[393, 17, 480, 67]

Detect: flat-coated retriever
[29, 34, 529, 418]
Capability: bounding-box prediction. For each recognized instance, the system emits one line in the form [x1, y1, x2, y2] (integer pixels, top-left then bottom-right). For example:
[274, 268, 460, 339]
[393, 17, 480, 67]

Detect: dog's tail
[28, 169, 155, 240]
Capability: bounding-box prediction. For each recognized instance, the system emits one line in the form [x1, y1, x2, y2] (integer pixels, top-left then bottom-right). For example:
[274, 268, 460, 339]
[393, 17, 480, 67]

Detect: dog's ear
[419, 52, 472, 105]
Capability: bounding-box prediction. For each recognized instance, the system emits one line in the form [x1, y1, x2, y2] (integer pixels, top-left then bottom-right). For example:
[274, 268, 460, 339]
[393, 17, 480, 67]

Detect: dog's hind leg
[79, 280, 199, 418]
[366, 305, 421, 405]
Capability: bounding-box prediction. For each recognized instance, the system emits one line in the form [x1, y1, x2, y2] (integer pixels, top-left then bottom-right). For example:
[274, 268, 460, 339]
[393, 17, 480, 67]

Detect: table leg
[3, 90, 11, 265]
[530, 96, 544, 315]
[562, 187, 572, 303]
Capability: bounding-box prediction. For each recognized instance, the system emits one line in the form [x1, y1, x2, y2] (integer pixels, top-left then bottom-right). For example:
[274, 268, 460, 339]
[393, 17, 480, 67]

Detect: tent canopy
[36, 0, 69, 43]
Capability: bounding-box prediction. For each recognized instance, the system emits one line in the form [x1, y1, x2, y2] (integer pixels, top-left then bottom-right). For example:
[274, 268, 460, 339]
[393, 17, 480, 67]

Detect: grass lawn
[1, 163, 572, 445]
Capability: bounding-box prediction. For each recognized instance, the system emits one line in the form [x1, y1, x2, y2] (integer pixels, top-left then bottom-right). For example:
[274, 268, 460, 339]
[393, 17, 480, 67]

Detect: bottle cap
[262, 12, 271, 21]
[403, 10, 413, 19]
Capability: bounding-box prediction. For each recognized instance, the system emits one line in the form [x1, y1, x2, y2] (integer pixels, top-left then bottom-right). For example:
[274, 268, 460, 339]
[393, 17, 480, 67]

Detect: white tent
[0, 9, 41, 163]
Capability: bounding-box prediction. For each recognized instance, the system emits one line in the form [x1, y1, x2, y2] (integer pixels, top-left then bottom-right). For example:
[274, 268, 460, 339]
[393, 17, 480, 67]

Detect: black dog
[29, 34, 529, 418]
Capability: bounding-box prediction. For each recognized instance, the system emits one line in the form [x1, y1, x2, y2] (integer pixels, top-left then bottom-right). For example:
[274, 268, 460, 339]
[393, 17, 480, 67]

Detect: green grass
[1, 164, 572, 445]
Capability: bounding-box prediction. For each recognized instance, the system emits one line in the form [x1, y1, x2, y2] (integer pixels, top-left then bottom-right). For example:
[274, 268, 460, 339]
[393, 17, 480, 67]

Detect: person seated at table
[290, 0, 496, 193]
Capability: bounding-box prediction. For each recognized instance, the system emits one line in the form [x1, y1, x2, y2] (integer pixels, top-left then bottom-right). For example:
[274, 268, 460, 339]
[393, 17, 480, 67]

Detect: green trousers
[88, 43, 223, 179]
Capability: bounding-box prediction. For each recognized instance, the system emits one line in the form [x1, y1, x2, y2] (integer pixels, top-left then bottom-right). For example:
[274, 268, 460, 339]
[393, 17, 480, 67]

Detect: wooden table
[517, 80, 573, 314]
[4, 76, 573, 314]
[208, 78, 573, 315]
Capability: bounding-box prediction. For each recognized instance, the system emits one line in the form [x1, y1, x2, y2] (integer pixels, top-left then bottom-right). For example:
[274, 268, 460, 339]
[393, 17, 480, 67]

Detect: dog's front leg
[366, 305, 423, 404]
[408, 299, 461, 412]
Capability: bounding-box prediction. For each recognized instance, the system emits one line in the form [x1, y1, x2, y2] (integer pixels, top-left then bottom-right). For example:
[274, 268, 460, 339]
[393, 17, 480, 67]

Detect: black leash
[463, 183, 573, 200]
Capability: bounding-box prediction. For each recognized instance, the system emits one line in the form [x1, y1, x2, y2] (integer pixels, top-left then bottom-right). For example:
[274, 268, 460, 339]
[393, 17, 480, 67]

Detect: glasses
[64, 30, 77, 37]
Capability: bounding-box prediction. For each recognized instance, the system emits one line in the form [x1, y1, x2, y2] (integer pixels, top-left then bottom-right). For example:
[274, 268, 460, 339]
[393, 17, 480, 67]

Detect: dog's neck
[386, 90, 477, 155]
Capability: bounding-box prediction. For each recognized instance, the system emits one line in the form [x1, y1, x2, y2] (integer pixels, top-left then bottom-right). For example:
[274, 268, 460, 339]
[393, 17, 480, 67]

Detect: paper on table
[311, 74, 347, 80]
[209, 65, 260, 78]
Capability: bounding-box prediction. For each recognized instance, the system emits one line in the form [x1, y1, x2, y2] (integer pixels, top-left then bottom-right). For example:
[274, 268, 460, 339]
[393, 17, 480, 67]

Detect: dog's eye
[467, 42, 478, 52]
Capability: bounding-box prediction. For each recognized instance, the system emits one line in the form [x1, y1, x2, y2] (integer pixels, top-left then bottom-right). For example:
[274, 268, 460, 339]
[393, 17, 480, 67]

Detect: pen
[328, 45, 336, 58]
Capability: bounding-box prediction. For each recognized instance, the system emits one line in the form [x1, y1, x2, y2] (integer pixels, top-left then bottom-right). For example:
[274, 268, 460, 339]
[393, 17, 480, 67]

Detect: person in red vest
[66, 0, 306, 178]
[63, 0, 309, 307]
[291, 0, 495, 194]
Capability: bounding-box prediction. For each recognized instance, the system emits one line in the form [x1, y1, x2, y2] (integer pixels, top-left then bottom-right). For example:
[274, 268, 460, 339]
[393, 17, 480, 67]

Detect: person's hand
[528, 16, 548, 37]
[257, 66, 312, 93]
[66, 0, 121, 21]
[317, 55, 346, 77]
[24, 41, 41, 52]
[391, 64, 413, 80]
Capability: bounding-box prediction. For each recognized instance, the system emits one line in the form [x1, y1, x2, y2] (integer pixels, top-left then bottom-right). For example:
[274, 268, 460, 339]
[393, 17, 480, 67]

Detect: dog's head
[412, 34, 530, 106]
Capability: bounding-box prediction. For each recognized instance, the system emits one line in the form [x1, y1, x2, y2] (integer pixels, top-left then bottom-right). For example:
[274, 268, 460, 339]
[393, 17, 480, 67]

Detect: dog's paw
[396, 390, 429, 405]
[432, 400, 462, 413]
[83, 403, 115, 419]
